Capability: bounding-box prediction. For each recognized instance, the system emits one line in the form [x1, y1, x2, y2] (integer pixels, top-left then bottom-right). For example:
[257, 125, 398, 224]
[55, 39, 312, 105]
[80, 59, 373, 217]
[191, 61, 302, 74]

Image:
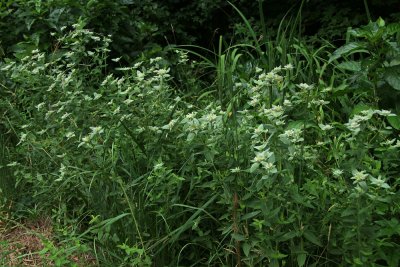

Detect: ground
[0, 214, 95, 266]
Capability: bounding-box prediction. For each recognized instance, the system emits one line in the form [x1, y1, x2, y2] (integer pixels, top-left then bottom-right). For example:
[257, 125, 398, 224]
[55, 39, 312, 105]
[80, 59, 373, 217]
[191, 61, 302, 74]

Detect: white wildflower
[7, 162, 19, 167]
[93, 93, 102, 100]
[61, 113, 71, 120]
[36, 129, 47, 135]
[113, 106, 121, 115]
[124, 98, 134, 105]
[283, 99, 292, 107]
[65, 131, 75, 139]
[261, 162, 277, 173]
[351, 170, 368, 184]
[111, 57, 122, 62]
[252, 150, 273, 163]
[319, 123, 333, 131]
[136, 70, 145, 81]
[370, 176, 390, 189]
[185, 112, 197, 120]
[381, 139, 396, 146]
[297, 83, 313, 90]
[283, 63, 293, 70]
[332, 168, 343, 177]
[90, 36, 101, 41]
[230, 167, 241, 173]
[17, 133, 27, 146]
[279, 128, 303, 144]
[375, 110, 393, 116]
[90, 126, 104, 136]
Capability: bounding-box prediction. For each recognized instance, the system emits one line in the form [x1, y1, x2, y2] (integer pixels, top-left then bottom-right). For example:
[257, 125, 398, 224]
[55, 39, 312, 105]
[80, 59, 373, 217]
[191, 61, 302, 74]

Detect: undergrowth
[0, 3, 399, 267]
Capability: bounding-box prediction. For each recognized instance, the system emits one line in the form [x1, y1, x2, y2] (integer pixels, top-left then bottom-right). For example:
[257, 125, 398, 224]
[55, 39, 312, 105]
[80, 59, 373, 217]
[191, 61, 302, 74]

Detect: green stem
[269, 86, 273, 108]
[363, 0, 371, 22]
[119, 180, 146, 257]
[258, 0, 267, 46]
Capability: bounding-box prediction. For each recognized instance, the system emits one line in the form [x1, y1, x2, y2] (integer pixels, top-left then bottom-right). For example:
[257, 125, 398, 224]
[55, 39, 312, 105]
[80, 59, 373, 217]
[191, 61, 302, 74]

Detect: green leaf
[187, 132, 195, 142]
[303, 231, 322, 247]
[384, 67, 400, 90]
[351, 103, 375, 116]
[250, 163, 259, 173]
[387, 114, 400, 130]
[377, 17, 385, 27]
[329, 42, 369, 62]
[297, 253, 307, 267]
[241, 211, 261, 221]
[278, 231, 298, 242]
[242, 242, 251, 257]
[232, 233, 246, 241]
[337, 61, 361, 72]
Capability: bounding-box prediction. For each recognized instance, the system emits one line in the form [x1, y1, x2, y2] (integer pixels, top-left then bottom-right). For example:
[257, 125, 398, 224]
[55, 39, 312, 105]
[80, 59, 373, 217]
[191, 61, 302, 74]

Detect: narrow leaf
[303, 231, 322, 247]
[337, 61, 361, 72]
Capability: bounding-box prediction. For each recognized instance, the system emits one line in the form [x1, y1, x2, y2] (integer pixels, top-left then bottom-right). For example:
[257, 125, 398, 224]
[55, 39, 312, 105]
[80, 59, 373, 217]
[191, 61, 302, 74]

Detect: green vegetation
[1, 0, 399, 266]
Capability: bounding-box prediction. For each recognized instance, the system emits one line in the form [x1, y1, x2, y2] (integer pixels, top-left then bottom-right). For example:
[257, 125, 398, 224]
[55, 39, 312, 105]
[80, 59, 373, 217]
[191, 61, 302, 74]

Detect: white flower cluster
[250, 143, 277, 175]
[279, 128, 304, 144]
[345, 109, 394, 135]
[175, 50, 189, 64]
[351, 170, 390, 189]
[262, 105, 286, 125]
[247, 65, 292, 107]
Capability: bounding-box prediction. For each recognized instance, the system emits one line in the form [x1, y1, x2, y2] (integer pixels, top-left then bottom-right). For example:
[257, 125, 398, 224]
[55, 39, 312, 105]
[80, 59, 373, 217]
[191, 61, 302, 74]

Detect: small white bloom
[283, 63, 293, 70]
[272, 66, 282, 73]
[261, 162, 277, 173]
[113, 106, 121, 115]
[230, 167, 241, 173]
[17, 133, 27, 146]
[111, 57, 122, 62]
[90, 126, 104, 136]
[90, 36, 101, 41]
[319, 123, 333, 131]
[283, 99, 292, 107]
[351, 170, 368, 184]
[36, 129, 46, 135]
[35, 102, 45, 111]
[61, 112, 71, 120]
[65, 131, 75, 139]
[381, 139, 396, 146]
[154, 161, 164, 170]
[93, 93, 102, 100]
[185, 112, 197, 120]
[332, 168, 343, 177]
[370, 176, 390, 189]
[204, 114, 217, 123]
[375, 110, 393, 116]
[136, 70, 145, 81]
[84, 95, 93, 101]
[252, 150, 273, 163]
[390, 140, 400, 149]
[133, 62, 143, 69]
[297, 83, 313, 90]
[124, 98, 134, 105]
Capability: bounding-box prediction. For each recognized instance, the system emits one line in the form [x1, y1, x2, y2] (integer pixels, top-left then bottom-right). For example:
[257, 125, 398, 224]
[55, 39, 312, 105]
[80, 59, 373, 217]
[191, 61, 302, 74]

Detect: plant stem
[363, 0, 371, 22]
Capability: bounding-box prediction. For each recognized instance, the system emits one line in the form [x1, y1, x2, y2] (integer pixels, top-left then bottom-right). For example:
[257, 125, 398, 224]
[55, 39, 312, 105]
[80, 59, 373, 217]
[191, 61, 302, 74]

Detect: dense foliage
[1, 0, 400, 266]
